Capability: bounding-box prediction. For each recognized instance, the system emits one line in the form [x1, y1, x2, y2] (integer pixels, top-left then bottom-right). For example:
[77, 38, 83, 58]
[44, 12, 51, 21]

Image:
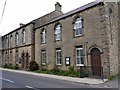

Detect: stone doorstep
[0, 68, 108, 85]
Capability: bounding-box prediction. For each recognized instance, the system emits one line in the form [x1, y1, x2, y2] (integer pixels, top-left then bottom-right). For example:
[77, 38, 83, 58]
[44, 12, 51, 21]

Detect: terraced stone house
[1, 2, 119, 78]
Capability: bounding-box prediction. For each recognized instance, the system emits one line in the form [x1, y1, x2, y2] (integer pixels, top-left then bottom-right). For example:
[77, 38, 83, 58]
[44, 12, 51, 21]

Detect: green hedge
[34, 66, 80, 77]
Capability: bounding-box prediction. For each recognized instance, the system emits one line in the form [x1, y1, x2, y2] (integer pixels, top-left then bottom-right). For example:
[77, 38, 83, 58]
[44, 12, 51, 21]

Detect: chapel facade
[0, 2, 119, 78]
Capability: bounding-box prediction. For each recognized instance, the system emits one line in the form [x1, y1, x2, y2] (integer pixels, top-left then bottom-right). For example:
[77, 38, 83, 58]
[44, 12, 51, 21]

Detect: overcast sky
[0, 0, 95, 35]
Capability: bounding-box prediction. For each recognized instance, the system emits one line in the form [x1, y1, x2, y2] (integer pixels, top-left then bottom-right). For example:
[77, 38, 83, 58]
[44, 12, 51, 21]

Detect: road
[1, 70, 95, 89]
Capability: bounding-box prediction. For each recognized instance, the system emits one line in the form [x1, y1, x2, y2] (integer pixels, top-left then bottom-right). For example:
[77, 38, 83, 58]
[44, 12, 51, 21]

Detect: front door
[26, 53, 29, 69]
[91, 48, 101, 76]
[21, 53, 25, 68]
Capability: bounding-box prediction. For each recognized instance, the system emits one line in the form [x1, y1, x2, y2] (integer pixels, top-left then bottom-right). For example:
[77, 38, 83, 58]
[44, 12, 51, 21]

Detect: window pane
[10, 52, 12, 63]
[76, 47, 84, 65]
[79, 28, 82, 35]
[81, 57, 84, 64]
[77, 58, 80, 64]
[41, 30, 46, 43]
[77, 50, 80, 56]
[80, 49, 83, 56]
[74, 17, 83, 36]
[55, 24, 61, 41]
[56, 33, 60, 40]
[23, 31, 26, 43]
[16, 52, 19, 64]
[42, 50, 46, 64]
[16, 34, 19, 45]
[56, 49, 61, 65]
[58, 58, 60, 64]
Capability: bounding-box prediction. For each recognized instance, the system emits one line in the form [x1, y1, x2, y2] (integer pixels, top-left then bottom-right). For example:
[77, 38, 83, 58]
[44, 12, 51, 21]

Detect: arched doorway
[21, 53, 25, 68]
[90, 48, 101, 76]
[26, 53, 29, 69]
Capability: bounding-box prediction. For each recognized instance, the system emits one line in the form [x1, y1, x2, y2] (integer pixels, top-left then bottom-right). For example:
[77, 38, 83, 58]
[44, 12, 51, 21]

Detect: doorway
[90, 48, 101, 76]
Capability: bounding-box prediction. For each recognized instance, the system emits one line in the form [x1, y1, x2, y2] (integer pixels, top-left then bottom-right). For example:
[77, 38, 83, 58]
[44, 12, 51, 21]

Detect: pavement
[96, 76, 119, 88]
[0, 68, 108, 85]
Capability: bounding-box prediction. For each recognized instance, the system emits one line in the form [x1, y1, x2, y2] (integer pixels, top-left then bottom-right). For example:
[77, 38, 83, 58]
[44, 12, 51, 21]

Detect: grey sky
[0, 0, 95, 35]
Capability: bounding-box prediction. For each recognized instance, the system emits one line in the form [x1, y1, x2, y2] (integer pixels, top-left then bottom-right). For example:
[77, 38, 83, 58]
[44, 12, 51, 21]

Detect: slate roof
[3, 1, 102, 36]
[35, 1, 102, 30]
[50, 2, 102, 23]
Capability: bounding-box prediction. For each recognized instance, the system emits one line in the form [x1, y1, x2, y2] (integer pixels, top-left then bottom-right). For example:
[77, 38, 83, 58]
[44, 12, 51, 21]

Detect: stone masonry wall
[35, 4, 111, 78]
[0, 36, 2, 66]
[104, 2, 119, 76]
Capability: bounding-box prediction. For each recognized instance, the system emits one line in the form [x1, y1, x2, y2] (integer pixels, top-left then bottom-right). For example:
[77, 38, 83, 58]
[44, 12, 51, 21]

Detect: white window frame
[6, 37, 8, 49]
[56, 49, 62, 65]
[74, 17, 83, 36]
[41, 50, 46, 65]
[55, 24, 61, 41]
[22, 30, 26, 44]
[76, 47, 84, 66]
[10, 51, 12, 64]
[41, 30, 46, 44]
[16, 51, 19, 64]
[10, 35, 12, 48]
[15, 33, 19, 46]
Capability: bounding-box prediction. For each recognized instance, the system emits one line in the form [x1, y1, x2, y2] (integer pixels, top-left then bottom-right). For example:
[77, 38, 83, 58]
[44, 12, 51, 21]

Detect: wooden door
[91, 48, 101, 76]
[21, 53, 24, 68]
[26, 53, 29, 69]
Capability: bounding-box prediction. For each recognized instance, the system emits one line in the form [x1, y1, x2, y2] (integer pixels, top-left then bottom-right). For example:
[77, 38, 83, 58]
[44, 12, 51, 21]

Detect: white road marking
[25, 85, 34, 88]
[0, 77, 14, 83]
[25, 85, 39, 90]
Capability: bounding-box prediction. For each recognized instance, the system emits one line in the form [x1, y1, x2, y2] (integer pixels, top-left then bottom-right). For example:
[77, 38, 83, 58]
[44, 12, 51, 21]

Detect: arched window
[41, 29, 46, 43]
[74, 17, 83, 36]
[6, 36, 8, 48]
[15, 33, 19, 46]
[22, 30, 26, 44]
[10, 35, 12, 48]
[10, 51, 12, 64]
[55, 24, 61, 41]
[15, 50, 19, 64]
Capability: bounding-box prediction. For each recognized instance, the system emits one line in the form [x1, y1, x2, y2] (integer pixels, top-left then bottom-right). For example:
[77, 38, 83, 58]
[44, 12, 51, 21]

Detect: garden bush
[13, 64, 19, 70]
[68, 66, 75, 72]
[29, 60, 39, 71]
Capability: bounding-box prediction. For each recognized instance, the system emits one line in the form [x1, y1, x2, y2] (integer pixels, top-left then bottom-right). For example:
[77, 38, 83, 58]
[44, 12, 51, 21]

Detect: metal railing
[79, 66, 104, 81]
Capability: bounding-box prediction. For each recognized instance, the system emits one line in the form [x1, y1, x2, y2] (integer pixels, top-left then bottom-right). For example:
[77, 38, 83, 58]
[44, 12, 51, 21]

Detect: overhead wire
[0, 0, 7, 27]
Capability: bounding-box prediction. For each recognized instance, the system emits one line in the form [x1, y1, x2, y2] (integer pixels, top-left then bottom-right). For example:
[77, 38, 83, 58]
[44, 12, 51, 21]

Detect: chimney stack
[55, 2, 62, 11]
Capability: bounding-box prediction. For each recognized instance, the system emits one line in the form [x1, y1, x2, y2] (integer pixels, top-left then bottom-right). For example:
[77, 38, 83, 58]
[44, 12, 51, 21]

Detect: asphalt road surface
[1, 70, 95, 89]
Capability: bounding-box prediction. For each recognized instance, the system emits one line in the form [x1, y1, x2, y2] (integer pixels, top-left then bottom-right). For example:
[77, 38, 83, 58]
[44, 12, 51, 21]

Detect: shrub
[13, 64, 19, 70]
[7, 64, 14, 69]
[29, 60, 39, 71]
[68, 66, 75, 72]
[3, 63, 8, 68]
[108, 75, 116, 80]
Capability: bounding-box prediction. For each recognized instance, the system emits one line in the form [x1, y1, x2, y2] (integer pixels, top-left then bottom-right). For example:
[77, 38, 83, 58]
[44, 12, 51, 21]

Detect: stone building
[34, 2, 119, 78]
[2, 23, 34, 69]
[1, 2, 119, 78]
[1, 2, 63, 69]
[0, 35, 2, 66]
